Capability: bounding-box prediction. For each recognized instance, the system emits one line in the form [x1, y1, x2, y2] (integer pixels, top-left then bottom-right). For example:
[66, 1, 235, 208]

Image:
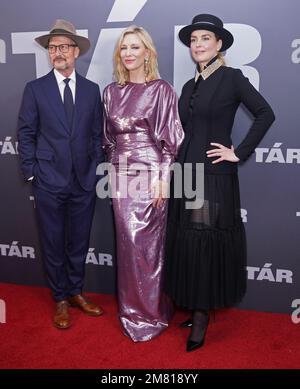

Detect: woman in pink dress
[103, 26, 184, 342]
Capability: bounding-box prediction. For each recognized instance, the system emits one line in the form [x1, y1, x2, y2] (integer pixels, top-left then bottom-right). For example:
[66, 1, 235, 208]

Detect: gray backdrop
[0, 0, 299, 313]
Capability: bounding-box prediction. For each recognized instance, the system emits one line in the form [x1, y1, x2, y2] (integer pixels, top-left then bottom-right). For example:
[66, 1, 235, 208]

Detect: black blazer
[178, 66, 275, 174]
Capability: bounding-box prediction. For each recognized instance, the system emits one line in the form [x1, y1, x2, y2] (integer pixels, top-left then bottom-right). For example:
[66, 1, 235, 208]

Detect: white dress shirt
[54, 68, 76, 103]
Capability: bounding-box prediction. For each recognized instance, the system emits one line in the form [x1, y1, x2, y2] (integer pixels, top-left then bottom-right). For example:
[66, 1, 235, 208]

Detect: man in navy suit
[18, 19, 104, 329]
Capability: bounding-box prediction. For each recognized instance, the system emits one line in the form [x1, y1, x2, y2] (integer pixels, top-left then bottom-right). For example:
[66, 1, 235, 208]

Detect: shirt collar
[195, 56, 222, 82]
[196, 55, 219, 74]
[53, 68, 76, 84]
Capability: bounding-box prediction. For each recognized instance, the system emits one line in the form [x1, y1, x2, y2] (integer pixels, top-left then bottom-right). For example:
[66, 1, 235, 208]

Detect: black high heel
[179, 318, 192, 328]
[186, 311, 209, 352]
[186, 337, 205, 352]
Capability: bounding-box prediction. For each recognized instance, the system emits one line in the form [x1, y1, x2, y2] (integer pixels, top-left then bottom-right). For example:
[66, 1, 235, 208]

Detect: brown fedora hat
[35, 19, 90, 56]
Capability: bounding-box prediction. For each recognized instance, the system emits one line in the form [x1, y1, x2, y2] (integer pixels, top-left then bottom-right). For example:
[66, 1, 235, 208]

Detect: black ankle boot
[186, 310, 209, 352]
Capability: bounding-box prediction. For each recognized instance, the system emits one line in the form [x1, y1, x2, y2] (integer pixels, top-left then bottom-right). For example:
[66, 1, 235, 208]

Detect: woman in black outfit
[165, 14, 275, 352]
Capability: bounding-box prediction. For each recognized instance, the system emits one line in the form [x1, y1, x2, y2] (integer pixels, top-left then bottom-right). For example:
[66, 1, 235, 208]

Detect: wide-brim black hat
[179, 14, 234, 51]
[35, 19, 90, 56]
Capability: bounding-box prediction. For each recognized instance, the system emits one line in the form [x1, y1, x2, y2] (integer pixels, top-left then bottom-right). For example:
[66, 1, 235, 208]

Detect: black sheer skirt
[164, 172, 247, 310]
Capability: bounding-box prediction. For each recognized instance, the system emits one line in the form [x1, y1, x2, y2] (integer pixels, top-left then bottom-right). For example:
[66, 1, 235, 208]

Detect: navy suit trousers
[32, 171, 96, 302]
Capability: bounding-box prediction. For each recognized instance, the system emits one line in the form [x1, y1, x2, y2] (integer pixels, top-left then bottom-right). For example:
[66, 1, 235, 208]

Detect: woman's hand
[206, 143, 240, 164]
[151, 180, 169, 208]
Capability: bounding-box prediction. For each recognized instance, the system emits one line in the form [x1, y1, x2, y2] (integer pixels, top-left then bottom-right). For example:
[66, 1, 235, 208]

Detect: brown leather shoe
[53, 300, 71, 329]
[67, 294, 103, 316]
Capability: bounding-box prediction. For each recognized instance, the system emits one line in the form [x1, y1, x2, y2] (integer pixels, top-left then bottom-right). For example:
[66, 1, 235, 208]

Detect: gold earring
[144, 57, 149, 83]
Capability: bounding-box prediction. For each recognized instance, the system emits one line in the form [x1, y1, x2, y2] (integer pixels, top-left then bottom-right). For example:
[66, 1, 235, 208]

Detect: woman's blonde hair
[113, 25, 160, 85]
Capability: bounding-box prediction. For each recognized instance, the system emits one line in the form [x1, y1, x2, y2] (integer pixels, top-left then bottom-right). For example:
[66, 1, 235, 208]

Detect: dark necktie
[63, 78, 74, 129]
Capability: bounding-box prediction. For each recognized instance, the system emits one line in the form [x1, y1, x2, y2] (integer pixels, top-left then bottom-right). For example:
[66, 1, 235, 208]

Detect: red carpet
[0, 282, 299, 369]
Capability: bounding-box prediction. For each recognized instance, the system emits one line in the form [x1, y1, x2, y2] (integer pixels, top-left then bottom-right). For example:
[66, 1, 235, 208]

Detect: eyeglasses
[47, 44, 77, 54]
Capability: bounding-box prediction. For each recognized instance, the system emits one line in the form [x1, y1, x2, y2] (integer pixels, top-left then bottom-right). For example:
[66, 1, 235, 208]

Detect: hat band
[193, 21, 216, 26]
[50, 28, 74, 34]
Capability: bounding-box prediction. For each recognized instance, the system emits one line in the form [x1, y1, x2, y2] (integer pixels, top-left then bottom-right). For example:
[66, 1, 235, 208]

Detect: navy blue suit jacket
[18, 69, 104, 191]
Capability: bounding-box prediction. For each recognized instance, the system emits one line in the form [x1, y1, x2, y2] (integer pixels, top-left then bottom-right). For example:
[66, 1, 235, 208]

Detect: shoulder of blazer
[221, 67, 251, 94]
[76, 72, 99, 92]
[23, 70, 55, 99]
[182, 77, 195, 91]
[180, 78, 196, 99]
[221, 66, 244, 80]
[26, 69, 54, 88]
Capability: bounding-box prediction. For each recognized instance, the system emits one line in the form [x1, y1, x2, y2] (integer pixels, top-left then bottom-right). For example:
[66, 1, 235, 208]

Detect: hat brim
[35, 32, 90, 56]
[179, 23, 233, 51]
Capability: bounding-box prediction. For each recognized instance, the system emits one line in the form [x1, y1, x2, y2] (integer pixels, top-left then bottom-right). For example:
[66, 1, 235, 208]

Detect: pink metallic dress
[103, 79, 184, 342]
